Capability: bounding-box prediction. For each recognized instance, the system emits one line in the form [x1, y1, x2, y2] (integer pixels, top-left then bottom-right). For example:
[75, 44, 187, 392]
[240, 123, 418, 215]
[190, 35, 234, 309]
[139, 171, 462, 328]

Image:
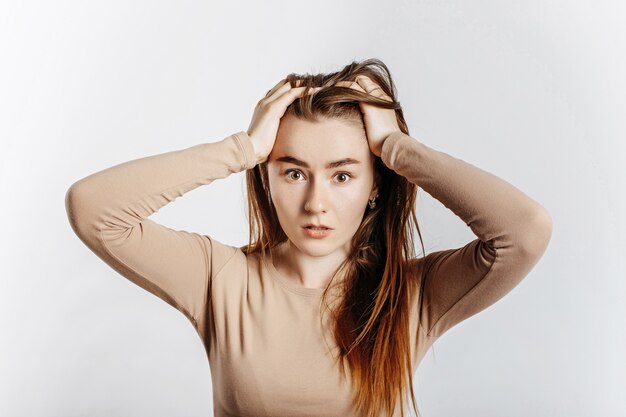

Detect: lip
[302, 226, 333, 239]
[303, 223, 333, 229]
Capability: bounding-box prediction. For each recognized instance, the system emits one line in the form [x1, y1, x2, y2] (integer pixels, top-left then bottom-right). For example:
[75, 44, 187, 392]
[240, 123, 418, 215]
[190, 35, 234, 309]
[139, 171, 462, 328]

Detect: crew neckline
[262, 254, 326, 297]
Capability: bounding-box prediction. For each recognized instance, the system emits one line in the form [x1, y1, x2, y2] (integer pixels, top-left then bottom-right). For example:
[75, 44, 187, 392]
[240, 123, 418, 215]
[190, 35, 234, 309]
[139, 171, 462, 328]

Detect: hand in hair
[335, 76, 401, 158]
[246, 78, 321, 164]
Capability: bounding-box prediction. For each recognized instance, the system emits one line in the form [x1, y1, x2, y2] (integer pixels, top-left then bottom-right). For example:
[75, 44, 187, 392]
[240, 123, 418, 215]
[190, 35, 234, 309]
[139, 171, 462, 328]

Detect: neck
[273, 240, 349, 290]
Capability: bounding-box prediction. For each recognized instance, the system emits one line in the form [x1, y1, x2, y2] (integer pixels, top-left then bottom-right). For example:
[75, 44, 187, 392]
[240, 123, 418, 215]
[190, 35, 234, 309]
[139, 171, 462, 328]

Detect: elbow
[65, 182, 94, 239]
[65, 184, 82, 235]
[519, 207, 553, 259]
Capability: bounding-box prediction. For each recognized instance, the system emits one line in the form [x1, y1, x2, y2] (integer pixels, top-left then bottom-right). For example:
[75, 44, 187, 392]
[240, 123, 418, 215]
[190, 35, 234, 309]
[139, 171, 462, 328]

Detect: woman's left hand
[335, 75, 401, 158]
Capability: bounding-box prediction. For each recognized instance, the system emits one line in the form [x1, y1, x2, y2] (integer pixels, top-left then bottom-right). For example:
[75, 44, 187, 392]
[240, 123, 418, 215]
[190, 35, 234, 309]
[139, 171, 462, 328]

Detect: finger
[272, 86, 317, 109]
[265, 79, 306, 103]
[355, 75, 376, 91]
[265, 78, 289, 97]
[268, 81, 319, 105]
[355, 76, 390, 100]
[264, 77, 307, 98]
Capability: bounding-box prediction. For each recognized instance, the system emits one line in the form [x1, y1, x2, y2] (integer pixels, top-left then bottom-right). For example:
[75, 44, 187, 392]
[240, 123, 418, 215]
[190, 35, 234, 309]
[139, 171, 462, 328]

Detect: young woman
[65, 58, 553, 417]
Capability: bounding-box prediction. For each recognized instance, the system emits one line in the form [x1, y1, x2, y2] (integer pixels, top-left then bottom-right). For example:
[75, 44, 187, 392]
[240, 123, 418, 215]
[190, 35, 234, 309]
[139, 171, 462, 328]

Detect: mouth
[302, 225, 333, 239]
[303, 224, 333, 230]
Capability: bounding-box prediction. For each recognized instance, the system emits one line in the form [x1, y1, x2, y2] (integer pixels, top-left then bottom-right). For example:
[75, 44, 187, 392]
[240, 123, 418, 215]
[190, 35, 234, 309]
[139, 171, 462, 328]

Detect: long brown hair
[240, 58, 426, 417]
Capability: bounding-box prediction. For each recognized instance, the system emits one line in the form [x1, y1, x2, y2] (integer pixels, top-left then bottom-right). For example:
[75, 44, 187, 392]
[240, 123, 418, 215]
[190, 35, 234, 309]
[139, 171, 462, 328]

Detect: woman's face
[267, 114, 379, 258]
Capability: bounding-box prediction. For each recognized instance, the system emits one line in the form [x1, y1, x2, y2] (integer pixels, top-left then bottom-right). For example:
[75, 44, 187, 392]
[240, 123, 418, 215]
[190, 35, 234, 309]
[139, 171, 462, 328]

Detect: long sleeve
[380, 131, 553, 338]
[64, 131, 257, 332]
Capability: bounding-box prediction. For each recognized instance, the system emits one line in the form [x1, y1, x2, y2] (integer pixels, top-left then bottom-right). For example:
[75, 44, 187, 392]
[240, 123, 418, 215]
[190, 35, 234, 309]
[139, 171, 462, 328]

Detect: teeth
[307, 227, 327, 230]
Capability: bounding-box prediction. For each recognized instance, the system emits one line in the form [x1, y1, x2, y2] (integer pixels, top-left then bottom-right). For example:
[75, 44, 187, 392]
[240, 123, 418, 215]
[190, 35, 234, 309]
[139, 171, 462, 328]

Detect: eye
[283, 169, 353, 183]
[334, 172, 352, 183]
[285, 169, 305, 181]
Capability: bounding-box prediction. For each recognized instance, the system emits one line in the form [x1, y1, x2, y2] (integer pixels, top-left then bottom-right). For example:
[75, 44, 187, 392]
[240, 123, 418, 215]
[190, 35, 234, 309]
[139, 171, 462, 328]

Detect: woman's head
[244, 58, 415, 260]
[265, 113, 379, 259]
[241, 58, 425, 417]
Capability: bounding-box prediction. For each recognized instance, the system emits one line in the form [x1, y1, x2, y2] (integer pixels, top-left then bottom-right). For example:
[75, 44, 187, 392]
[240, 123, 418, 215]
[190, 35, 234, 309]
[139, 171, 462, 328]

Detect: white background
[1, 1, 624, 416]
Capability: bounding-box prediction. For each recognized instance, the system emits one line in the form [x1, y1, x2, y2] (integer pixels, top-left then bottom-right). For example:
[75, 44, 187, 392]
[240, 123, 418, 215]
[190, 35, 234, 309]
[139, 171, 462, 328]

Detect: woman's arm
[64, 131, 257, 331]
[380, 131, 553, 338]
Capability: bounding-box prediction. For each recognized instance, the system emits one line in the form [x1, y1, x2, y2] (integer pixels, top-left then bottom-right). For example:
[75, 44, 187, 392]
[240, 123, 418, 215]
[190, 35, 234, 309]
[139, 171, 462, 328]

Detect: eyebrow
[275, 156, 362, 169]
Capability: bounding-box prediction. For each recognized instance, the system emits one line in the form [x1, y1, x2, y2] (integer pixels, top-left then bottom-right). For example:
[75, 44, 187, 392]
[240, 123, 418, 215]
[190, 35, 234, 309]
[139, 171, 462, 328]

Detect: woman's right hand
[246, 78, 320, 164]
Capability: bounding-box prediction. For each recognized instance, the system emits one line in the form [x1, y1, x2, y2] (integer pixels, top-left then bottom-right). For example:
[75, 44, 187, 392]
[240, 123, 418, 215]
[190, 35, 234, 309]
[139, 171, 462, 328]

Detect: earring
[368, 195, 378, 209]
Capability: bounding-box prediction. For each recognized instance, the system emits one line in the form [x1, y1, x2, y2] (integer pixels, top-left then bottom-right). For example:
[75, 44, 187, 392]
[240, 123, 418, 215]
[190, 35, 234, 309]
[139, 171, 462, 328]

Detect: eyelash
[284, 169, 353, 184]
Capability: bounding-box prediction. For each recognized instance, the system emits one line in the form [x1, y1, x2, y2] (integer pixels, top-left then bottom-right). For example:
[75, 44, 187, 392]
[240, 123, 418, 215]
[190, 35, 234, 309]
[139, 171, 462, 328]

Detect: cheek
[335, 178, 373, 205]
[268, 184, 299, 222]
[269, 181, 299, 204]
[344, 186, 370, 201]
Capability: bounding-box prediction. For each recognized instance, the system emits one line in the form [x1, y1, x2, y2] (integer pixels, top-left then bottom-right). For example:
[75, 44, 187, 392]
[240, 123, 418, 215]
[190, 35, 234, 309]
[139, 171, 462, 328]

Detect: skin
[246, 75, 401, 289]
[266, 114, 379, 289]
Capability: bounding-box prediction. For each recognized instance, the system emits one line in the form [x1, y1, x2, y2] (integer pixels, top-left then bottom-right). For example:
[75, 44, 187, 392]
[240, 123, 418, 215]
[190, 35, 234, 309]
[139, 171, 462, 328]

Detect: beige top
[65, 130, 552, 416]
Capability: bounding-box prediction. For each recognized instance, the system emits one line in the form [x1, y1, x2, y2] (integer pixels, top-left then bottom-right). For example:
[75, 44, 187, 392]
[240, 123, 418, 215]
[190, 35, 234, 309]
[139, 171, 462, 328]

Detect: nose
[304, 177, 327, 213]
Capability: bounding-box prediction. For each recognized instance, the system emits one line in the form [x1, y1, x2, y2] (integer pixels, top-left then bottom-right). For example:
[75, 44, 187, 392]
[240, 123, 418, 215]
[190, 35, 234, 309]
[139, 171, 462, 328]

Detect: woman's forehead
[274, 116, 370, 159]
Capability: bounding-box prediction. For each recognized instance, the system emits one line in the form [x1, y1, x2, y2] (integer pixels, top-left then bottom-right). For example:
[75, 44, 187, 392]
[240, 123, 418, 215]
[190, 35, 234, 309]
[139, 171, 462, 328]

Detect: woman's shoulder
[195, 236, 255, 280]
